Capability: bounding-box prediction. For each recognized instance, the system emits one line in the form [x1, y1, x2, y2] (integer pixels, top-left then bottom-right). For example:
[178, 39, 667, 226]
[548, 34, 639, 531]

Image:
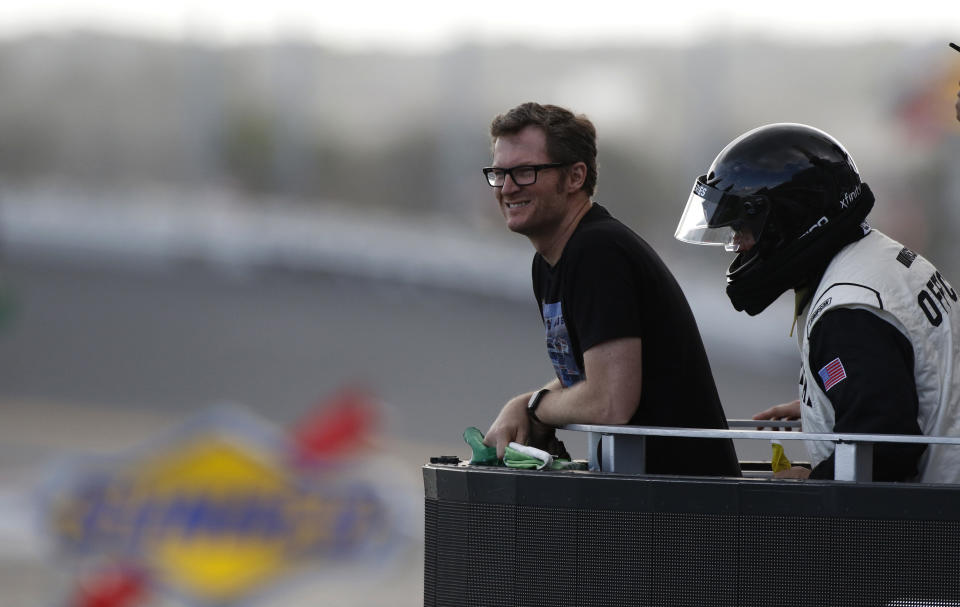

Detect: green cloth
[462, 427, 587, 470]
[504, 443, 552, 469]
[463, 426, 499, 466]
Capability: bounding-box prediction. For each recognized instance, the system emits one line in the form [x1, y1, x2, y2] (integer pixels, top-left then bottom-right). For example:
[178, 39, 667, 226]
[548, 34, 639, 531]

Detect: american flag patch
[818, 357, 847, 391]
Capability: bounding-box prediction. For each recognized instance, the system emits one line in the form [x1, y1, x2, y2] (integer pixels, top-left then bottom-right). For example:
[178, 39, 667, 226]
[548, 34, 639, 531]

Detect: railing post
[597, 433, 646, 474]
[587, 432, 601, 471]
[600, 434, 615, 471]
[834, 441, 873, 481]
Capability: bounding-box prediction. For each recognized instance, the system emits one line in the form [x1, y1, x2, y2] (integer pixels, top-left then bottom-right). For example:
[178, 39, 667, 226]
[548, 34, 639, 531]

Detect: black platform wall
[424, 465, 960, 607]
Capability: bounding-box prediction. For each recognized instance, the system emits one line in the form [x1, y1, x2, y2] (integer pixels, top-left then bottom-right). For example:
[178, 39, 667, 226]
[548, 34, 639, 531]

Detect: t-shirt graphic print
[542, 301, 583, 387]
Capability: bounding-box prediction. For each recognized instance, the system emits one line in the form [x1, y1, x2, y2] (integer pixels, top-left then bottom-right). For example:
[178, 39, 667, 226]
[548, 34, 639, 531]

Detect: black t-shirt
[532, 204, 740, 477]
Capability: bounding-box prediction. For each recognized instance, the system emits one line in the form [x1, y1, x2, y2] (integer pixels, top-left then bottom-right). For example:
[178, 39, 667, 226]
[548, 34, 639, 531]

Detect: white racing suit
[797, 230, 960, 482]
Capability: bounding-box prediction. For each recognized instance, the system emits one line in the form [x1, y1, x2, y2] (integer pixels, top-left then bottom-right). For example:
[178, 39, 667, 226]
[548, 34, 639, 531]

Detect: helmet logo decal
[800, 216, 829, 239]
[694, 182, 709, 198]
[839, 184, 862, 209]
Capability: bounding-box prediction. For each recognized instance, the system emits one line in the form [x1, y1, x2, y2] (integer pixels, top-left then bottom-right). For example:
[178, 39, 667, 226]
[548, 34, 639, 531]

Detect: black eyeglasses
[482, 163, 567, 187]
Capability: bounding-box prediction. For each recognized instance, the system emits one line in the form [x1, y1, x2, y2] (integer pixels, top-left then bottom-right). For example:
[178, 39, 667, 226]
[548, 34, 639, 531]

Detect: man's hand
[752, 399, 802, 430]
[774, 466, 811, 479]
[482, 394, 532, 459]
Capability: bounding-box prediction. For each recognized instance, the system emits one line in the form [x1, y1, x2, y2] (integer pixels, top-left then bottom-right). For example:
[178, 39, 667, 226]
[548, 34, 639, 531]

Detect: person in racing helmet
[676, 123, 960, 482]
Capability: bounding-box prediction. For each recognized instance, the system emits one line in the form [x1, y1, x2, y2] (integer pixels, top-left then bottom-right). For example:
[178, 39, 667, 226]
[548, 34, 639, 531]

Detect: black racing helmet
[675, 123, 875, 315]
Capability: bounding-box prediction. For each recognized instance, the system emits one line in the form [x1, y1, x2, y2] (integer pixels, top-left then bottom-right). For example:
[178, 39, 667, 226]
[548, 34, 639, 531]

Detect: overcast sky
[0, 1, 956, 50]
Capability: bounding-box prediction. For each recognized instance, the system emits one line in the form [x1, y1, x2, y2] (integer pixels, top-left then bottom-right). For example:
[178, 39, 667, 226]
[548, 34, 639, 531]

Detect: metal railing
[560, 420, 960, 481]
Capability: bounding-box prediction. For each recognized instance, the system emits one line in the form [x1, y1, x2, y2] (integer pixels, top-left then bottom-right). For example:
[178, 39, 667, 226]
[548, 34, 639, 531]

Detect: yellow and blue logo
[44, 407, 399, 604]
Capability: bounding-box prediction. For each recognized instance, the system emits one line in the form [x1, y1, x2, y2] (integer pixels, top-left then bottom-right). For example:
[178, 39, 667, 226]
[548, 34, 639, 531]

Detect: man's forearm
[535, 337, 642, 426]
[534, 381, 631, 426]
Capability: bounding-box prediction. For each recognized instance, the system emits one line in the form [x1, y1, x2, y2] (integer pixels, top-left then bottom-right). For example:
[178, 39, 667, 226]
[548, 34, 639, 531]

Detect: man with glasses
[480, 102, 740, 477]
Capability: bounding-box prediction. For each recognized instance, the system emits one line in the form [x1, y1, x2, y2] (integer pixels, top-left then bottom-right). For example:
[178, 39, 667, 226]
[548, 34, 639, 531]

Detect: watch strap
[526, 388, 549, 423]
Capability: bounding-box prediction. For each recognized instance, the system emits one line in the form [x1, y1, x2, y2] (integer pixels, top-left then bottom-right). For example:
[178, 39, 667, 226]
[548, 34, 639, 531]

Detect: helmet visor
[674, 175, 766, 252]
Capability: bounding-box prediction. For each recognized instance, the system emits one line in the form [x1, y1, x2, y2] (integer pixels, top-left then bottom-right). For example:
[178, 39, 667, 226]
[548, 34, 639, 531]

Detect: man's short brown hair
[490, 102, 598, 197]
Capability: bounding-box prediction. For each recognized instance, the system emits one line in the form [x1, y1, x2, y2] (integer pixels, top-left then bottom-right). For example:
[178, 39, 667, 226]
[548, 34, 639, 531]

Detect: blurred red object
[291, 386, 380, 464]
[70, 565, 147, 607]
[895, 61, 960, 145]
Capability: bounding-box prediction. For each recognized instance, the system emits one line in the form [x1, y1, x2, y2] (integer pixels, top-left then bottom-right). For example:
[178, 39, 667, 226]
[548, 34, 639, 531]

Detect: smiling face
[491, 125, 571, 238]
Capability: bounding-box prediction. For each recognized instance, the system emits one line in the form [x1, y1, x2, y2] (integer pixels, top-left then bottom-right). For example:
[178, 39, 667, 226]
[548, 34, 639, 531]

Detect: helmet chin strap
[725, 184, 876, 316]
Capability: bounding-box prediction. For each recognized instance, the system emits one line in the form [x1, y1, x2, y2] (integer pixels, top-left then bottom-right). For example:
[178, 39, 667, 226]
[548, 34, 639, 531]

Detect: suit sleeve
[806, 308, 924, 481]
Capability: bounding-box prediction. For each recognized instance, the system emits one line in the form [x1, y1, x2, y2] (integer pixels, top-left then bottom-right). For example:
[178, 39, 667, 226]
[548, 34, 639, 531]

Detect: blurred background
[0, 1, 958, 605]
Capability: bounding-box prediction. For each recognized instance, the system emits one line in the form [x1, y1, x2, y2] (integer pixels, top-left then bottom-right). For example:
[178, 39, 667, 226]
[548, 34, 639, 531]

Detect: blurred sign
[42, 406, 404, 605]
